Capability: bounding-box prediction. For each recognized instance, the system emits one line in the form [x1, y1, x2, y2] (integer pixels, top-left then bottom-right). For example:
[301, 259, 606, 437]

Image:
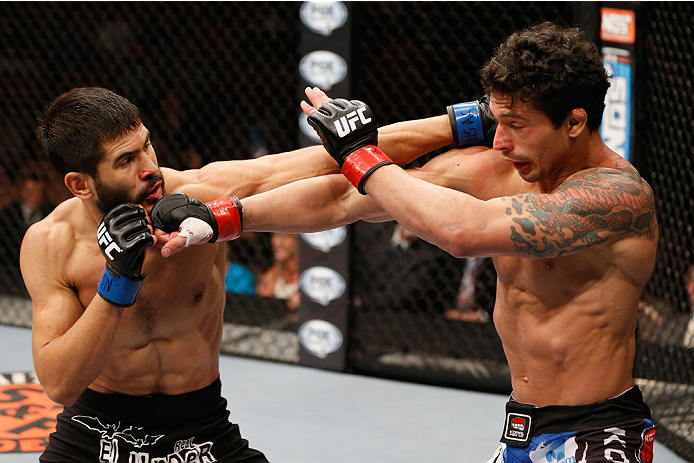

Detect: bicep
[183, 146, 338, 201]
[473, 180, 656, 258]
[21, 235, 84, 354]
[30, 284, 85, 355]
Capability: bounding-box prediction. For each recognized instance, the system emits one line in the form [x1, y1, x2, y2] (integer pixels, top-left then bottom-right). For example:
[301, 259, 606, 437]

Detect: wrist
[341, 146, 394, 194]
[447, 101, 485, 148]
[97, 266, 144, 308]
[206, 196, 243, 242]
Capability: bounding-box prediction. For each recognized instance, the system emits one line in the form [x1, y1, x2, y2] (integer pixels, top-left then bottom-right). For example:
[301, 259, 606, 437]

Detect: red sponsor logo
[639, 427, 657, 463]
[511, 417, 525, 431]
[600, 7, 636, 44]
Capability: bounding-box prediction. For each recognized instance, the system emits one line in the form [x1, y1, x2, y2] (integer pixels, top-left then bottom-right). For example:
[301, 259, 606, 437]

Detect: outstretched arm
[303, 95, 658, 260]
[165, 87, 453, 203]
[357, 162, 658, 259]
[154, 144, 492, 256]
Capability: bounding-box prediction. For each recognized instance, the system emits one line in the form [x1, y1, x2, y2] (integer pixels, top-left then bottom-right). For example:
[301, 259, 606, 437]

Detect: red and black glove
[151, 192, 243, 242]
[307, 98, 393, 194]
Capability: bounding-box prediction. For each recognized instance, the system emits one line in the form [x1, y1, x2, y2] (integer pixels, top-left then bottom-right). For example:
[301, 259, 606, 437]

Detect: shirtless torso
[22, 98, 452, 405]
[412, 145, 658, 406]
[239, 139, 658, 408]
[28, 187, 226, 397]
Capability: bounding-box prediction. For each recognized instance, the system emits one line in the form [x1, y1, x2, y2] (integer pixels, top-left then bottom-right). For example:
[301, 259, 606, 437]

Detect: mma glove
[151, 192, 243, 245]
[307, 98, 393, 194]
[97, 203, 154, 307]
[447, 95, 498, 148]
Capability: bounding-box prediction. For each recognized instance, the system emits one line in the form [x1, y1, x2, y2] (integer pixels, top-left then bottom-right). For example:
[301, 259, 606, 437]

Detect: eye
[120, 157, 132, 167]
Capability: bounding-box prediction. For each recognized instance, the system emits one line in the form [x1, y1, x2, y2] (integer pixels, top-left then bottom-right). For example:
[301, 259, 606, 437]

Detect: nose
[139, 153, 158, 180]
[492, 124, 510, 152]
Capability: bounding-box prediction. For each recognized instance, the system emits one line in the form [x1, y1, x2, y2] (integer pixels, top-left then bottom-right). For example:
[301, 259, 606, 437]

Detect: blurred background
[0, 2, 692, 460]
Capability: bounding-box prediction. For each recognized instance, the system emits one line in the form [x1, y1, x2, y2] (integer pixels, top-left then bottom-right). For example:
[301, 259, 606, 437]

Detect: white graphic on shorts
[72, 415, 164, 448]
[72, 415, 217, 462]
[529, 436, 578, 463]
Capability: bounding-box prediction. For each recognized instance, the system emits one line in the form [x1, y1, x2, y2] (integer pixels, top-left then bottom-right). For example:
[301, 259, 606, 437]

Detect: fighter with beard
[20, 87, 470, 462]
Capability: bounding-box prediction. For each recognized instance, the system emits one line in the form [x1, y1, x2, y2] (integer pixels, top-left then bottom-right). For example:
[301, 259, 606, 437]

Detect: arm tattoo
[505, 166, 657, 258]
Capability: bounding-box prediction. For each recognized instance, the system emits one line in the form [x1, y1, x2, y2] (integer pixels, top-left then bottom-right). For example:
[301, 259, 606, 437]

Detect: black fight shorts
[40, 377, 268, 463]
[487, 385, 657, 463]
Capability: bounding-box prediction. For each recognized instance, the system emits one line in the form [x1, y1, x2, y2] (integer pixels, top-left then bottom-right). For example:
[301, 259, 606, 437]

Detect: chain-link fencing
[0, 2, 691, 460]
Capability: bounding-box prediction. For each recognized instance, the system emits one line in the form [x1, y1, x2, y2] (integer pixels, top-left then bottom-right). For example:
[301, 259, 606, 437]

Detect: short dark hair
[36, 87, 142, 177]
[481, 22, 610, 129]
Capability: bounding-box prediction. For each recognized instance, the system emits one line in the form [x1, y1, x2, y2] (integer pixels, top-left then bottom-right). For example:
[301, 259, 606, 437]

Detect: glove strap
[206, 196, 243, 242]
[447, 101, 485, 148]
[341, 145, 394, 195]
[97, 267, 144, 307]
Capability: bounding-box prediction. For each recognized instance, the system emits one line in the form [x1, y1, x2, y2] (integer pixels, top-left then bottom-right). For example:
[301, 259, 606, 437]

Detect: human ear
[64, 172, 95, 200]
[567, 108, 588, 138]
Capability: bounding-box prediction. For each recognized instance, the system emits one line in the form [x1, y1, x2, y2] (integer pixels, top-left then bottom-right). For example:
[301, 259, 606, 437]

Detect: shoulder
[21, 199, 80, 270]
[419, 146, 514, 198]
[548, 163, 657, 240]
[559, 163, 655, 208]
[161, 165, 241, 202]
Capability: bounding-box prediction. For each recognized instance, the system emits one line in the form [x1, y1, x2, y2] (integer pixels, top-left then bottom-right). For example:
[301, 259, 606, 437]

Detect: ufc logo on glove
[97, 222, 123, 260]
[334, 108, 372, 137]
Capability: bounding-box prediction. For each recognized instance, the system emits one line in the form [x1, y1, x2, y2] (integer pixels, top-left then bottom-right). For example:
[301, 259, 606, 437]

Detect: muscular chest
[493, 251, 607, 309]
[66, 238, 224, 336]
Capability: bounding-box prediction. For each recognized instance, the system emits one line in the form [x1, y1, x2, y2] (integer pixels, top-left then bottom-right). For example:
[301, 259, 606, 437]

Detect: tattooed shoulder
[504, 166, 657, 258]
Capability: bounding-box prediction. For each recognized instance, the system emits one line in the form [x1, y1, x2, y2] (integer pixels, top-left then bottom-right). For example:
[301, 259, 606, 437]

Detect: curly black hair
[481, 22, 610, 130]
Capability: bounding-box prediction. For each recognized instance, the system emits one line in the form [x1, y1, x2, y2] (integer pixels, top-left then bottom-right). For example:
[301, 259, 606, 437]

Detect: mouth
[502, 155, 532, 172]
[144, 181, 163, 201]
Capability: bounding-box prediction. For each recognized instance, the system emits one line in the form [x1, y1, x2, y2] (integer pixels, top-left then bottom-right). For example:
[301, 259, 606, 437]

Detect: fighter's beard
[95, 171, 165, 214]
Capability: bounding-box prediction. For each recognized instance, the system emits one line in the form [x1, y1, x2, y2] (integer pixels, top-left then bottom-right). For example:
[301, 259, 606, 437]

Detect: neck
[538, 131, 616, 193]
[82, 199, 106, 227]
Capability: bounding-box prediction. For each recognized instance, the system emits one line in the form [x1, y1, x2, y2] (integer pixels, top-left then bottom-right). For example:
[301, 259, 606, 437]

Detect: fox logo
[334, 108, 372, 137]
[98, 222, 123, 260]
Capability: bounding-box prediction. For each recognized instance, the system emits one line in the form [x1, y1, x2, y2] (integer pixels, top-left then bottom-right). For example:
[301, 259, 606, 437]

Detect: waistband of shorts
[510, 385, 652, 435]
[75, 377, 225, 423]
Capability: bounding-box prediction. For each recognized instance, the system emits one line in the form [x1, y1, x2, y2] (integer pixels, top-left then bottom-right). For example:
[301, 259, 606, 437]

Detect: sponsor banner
[299, 50, 348, 91]
[297, 227, 350, 371]
[298, 1, 351, 148]
[299, 1, 348, 36]
[300, 266, 346, 306]
[298, 319, 344, 359]
[599, 3, 636, 163]
[600, 7, 636, 44]
[0, 378, 62, 453]
[601, 48, 633, 161]
[301, 227, 347, 252]
[297, 1, 351, 372]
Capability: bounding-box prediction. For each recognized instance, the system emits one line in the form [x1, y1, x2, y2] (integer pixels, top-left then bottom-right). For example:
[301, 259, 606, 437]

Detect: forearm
[242, 174, 385, 233]
[378, 115, 452, 165]
[363, 165, 480, 257]
[35, 297, 124, 405]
